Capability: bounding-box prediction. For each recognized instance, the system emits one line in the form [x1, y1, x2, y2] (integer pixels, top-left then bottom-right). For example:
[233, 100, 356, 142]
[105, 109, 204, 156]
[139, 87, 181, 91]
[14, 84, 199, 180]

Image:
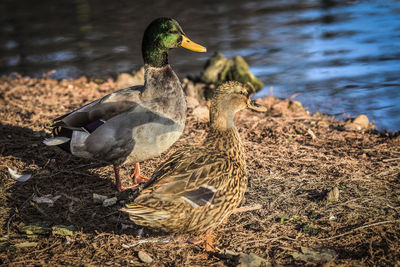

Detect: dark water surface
[1, 0, 399, 130]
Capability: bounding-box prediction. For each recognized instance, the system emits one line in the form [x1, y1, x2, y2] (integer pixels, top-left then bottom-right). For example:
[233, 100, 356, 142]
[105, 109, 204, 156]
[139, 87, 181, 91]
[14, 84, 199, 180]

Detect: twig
[382, 157, 400, 162]
[19, 193, 35, 210]
[244, 235, 297, 245]
[30, 201, 51, 218]
[317, 220, 399, 241]
[234, 204, 263, 213]
[101, 211, 119, 218]
[122, 237, 174, 248]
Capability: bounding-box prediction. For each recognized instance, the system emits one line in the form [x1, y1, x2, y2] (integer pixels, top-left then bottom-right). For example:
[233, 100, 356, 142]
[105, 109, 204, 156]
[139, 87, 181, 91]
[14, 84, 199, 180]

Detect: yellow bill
[181, 35, 207, 52]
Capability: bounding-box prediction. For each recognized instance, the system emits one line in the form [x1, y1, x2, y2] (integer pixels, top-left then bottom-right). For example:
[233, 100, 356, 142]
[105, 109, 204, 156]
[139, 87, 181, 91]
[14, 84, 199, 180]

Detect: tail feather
[121, 205, 170, 221]
[45, 126, 73, 153]
[43, 137, 70, 146]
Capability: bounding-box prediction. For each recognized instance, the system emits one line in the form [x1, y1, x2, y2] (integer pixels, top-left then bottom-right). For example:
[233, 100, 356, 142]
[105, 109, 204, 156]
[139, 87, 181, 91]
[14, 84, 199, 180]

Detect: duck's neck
[140, 64, 186, 123]
[207, 104, 245, 159]
[142, 41, 168, 68]
[210, 112, 235, 131]
[142, 64, 180, 98]
[209, 100, 238, 131]
[205, 126, 244, 162]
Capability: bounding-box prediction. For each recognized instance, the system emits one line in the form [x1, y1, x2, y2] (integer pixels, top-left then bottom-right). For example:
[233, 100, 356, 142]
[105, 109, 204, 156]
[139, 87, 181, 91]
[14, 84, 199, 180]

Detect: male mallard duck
[121, 81, 266, 251]
[43, 18, 206, 191]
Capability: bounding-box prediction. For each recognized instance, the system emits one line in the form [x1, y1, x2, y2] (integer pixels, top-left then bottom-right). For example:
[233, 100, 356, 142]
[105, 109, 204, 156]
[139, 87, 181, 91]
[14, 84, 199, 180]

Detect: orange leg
[114, 164, 140, 192]
[130, 163, 150, 185]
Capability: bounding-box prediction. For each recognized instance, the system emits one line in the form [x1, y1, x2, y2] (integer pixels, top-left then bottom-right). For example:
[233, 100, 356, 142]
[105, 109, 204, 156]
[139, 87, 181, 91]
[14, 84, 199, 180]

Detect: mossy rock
[226, 56, 263, 93]
[201, 52, 227, 84]
[201, 52, 264, 94]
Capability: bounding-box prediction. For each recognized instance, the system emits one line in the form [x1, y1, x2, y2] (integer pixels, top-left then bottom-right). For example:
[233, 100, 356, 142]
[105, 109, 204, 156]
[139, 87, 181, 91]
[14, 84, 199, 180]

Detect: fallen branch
[234, 204, 263, 213]
[317, 220, 399, 241]
[122, 237, 174, 248]
[382, 157, 400, 162]
[244, 235, 297, 245]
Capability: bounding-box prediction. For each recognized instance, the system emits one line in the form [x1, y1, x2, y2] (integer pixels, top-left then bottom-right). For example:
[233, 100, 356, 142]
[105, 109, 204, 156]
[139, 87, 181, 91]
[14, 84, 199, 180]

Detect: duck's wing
[135, 148, 229, 208]
[53, 85, 143, 131]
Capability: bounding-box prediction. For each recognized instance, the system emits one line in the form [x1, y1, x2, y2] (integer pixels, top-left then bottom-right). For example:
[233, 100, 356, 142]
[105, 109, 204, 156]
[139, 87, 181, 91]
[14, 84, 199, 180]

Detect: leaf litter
[0, 74, 399, 266]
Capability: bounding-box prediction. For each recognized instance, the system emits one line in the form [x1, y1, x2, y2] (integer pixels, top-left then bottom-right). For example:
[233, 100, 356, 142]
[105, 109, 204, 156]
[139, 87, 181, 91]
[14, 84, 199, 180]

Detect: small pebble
[103, 197, 118, 207]
[138, 251, 153, 264]
[325, 187, 339, 202]
[93, 193, 108, 204]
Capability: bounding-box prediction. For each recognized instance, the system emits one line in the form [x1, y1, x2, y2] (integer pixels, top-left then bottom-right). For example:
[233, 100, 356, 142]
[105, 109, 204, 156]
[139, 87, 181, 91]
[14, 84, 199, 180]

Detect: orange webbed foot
[117, 184, 140, 192]
[131, 163, 150, 185]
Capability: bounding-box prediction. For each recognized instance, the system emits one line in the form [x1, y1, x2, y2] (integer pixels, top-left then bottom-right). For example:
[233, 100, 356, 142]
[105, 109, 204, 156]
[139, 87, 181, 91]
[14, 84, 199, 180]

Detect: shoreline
[3, 71, 398, 134]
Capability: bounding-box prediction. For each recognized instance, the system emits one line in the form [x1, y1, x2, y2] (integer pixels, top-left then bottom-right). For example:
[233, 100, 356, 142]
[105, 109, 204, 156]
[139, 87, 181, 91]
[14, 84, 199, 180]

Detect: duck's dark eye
[168, 30, 179, 34]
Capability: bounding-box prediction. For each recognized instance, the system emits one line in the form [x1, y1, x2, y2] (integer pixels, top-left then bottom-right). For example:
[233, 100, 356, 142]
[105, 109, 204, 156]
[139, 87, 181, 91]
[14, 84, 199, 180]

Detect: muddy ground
[0, 74, 399, 266]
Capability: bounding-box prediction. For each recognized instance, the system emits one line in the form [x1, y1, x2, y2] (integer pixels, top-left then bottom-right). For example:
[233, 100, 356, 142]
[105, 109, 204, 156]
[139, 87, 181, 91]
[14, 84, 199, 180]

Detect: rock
[329, 215, 337, 220]
[345, 114, 371, 130]
[103, 196, 118, 207]
[138, 251, 153, 264]
[201, 52, 228, 83]
[14, 241, 38, 248]
[291, 247, 336, 263]
[353, 114, 369, 128]
[186, 96, 200, 109]
[52, 225, 76, 236]
[192, 106, 209, 121]
[183, 79, 208, 100]
[325, 187, 339, 203]
[32, 194, 61, 207]
[238, 253, 271, 267]
[200, 52, 264, 93]
[93, 193, 108, 204]
[228, 56, 264, 93]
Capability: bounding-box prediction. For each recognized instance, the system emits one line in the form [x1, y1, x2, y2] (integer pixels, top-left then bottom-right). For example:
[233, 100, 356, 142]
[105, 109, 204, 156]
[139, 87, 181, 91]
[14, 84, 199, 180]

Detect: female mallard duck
[121, 81, 266, 251]
[43, 18, 206, 192]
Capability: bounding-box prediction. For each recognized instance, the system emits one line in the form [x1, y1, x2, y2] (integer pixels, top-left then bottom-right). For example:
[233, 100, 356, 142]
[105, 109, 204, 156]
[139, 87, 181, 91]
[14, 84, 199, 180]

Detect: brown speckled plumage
[122, 81, 261, 233]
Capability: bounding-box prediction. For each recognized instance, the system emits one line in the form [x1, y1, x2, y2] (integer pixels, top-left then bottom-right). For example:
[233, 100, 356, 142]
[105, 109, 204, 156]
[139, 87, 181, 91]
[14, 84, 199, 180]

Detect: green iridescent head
[142, 18, 206, 68]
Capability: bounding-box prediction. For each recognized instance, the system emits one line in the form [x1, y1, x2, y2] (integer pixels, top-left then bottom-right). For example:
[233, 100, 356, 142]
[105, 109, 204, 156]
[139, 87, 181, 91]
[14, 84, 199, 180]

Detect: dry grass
[0, 74, 399, 266]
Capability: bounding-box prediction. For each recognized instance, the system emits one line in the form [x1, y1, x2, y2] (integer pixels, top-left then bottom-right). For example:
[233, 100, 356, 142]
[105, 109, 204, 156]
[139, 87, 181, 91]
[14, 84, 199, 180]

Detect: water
[1, 0, 399, 130]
